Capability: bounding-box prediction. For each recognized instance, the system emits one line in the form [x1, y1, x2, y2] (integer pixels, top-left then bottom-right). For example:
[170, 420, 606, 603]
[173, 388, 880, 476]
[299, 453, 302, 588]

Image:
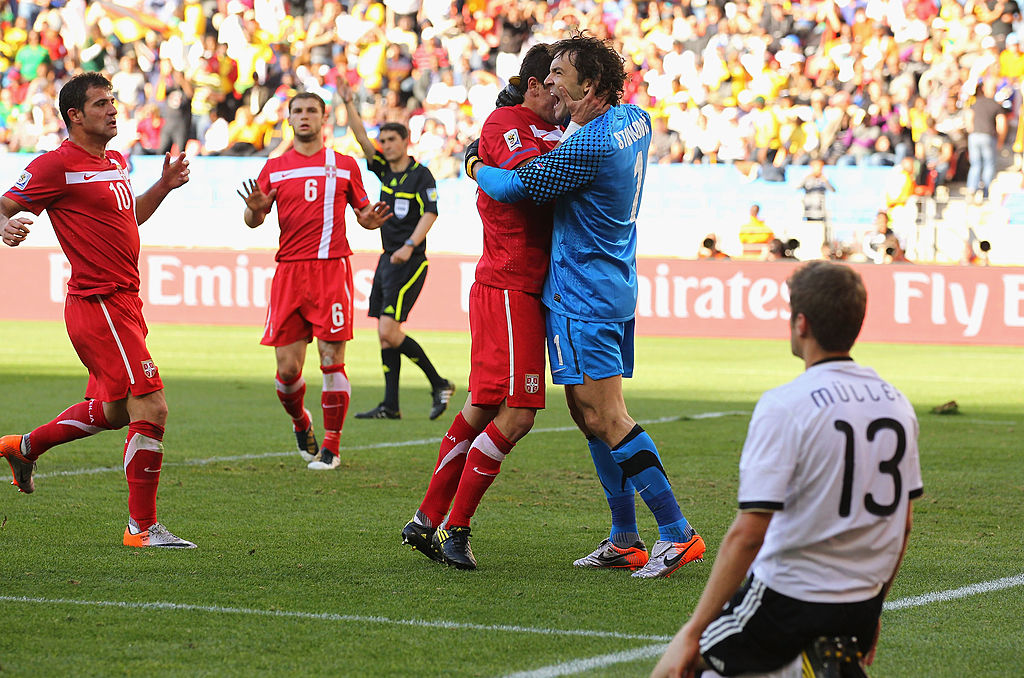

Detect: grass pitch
[0, 321, 1021, 677]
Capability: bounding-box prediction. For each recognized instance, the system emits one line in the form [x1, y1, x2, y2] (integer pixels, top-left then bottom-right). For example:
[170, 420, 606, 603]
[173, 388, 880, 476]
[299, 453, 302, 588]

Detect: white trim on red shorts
[504, 289, 515, 397]
[98, 298, 135, 386]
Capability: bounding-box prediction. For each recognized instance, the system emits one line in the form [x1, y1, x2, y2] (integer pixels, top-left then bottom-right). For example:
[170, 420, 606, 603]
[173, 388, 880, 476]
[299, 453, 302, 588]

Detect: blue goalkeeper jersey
[476, 104, 652, 322]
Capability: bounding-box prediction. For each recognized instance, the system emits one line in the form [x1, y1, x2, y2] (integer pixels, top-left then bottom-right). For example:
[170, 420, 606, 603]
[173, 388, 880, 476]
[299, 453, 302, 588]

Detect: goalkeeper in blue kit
[468, 35, 705, 578]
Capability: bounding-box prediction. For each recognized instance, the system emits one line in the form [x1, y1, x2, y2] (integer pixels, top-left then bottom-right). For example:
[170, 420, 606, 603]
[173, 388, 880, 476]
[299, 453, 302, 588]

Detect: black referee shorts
[367, 252, 429, 323]
[699, 577, 884, 676]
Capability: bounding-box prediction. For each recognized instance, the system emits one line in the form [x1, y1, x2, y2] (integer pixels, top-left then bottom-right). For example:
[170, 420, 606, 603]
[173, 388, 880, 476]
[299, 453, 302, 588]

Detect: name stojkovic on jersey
[738, 360, 923, 603]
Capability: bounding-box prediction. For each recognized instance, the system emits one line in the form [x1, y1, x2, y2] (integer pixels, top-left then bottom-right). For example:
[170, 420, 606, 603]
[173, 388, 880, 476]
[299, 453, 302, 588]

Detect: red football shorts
[468, 282, 546, 409]
[64, 291, 163, 402]
[262, 257, 354, 346]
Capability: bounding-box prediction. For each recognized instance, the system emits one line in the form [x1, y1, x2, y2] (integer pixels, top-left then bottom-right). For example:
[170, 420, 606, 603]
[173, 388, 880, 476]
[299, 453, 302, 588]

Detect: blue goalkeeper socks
[611, 425, 691, 541]
[587, 436, 639, 546]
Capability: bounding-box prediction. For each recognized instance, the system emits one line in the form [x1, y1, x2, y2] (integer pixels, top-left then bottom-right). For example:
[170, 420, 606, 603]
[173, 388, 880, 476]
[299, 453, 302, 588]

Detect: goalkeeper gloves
[464, 138, 481, 180]
[495, 76, 525, 108]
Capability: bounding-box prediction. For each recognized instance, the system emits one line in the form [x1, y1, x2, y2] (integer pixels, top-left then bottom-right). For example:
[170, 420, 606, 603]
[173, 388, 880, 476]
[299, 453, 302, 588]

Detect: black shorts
[699, 577, 884, 676]
[367, 252, 429, 323]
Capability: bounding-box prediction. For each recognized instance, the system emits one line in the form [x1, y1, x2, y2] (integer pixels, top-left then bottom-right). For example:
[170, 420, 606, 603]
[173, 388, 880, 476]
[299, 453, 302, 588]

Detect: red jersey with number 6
[257, 147, 370, 262]
[475, 105, 562, 294]
[4, 140, 140, 297]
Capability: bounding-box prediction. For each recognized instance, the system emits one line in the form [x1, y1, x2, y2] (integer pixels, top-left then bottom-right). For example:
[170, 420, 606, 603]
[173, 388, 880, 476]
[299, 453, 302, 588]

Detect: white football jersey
[739, 358, 922, 603]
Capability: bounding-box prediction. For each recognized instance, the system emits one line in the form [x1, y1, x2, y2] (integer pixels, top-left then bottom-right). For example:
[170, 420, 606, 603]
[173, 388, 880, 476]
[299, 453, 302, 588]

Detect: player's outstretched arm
[338, 78, 377, 161]
[238, 178, 277, 228]
[0, 196, 32, 247]
[136, 152, 191, 225]
[354, 200, 392, 231]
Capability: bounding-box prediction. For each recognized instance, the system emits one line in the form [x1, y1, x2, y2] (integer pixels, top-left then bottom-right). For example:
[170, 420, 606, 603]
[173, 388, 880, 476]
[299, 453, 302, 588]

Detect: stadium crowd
[0, 0, 1021, 193]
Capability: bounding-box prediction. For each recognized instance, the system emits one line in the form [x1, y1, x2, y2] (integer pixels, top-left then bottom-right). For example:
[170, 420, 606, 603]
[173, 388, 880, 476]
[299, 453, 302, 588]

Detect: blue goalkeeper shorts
[545, 310, 634, 385]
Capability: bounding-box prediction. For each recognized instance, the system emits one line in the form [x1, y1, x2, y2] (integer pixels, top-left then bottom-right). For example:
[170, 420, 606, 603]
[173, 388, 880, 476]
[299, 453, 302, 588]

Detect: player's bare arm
[238, 178, 278, 228]
[354, 200, 392, 231]
[338, 78, 377, 161]
[650, 511, 772, 678]
[0, 195, 32, 247]
[135, 152, 190, 225]
[390, 212, 436, 264]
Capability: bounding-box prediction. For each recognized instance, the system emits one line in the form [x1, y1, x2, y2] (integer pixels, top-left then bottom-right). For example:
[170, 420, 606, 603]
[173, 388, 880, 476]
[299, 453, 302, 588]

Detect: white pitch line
[882, 573, 1024, 610]
[0, 596, 670, 642]
[33, 411, 748, 481]
[503, 573, 1024, 678]
[503, 644, 669, 678]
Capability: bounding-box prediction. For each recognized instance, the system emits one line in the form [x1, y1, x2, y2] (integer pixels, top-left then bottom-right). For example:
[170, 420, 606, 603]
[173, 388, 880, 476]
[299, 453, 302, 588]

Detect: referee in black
[340, 81, 454, 421]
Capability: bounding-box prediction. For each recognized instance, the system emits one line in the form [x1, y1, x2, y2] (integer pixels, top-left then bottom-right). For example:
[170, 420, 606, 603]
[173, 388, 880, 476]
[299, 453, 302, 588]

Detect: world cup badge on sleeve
[525, 373, 540, 394]
[141, 360, 158, 379]
[14, 170, 31, 190]
[504, 129, 522, 152]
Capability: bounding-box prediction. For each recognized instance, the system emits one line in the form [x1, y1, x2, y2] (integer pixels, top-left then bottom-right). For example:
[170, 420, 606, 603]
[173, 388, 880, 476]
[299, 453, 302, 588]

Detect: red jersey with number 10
[475, 105, 562, 294]
[257, 147, 370, 262]
[4, 140, 140, 297]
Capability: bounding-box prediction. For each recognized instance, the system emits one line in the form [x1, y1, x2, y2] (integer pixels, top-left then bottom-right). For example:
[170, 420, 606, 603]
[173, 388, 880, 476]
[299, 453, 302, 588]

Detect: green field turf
[0, 320, 1021, 677]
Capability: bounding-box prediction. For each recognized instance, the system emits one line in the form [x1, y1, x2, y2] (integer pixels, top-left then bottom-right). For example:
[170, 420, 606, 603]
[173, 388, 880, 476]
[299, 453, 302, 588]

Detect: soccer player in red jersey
[399, 45, 564, 569]
[238, 92, 391, 471]
[0, 72, 195, 548]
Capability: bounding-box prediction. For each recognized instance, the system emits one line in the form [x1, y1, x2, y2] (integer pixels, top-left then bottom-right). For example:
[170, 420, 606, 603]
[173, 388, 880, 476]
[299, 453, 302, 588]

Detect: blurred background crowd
[0, 0, 1020, 260]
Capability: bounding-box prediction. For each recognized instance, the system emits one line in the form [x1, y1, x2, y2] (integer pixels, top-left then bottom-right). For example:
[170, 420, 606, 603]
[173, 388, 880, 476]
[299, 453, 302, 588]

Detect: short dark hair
[788, 261, 866, 352]
[288, 91, 325, 114]
[518, 43, 553, 89]
[549, 34, 626, 106]
[379, 122, 409, 140]
[59, 72, 112, 128]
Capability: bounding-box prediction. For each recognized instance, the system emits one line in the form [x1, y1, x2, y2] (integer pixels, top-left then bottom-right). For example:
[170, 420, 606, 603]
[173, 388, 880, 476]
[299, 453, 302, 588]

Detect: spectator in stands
[698, 235, 731, 260]
[14, 30, 49, 82]
[966, 77, 1008, 204]
[112, 55, 147, 116]
[650, 113, 683, 164]
[136, 104, 165, 155]
[864, 211, 908, 264]
[916, 117, 955, 200]
[799, 159, 835, 224]
[154, 58, 193, 155]
[766, 238, 799, 261]
[738, 204, 774, 259]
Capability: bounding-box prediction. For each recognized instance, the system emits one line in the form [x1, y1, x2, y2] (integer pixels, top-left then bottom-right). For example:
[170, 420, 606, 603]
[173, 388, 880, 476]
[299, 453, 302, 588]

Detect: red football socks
[275, 372, 308, 428]
[320, 364, 351, 453]
[447, 422, 515, 528]
[124, 420, 164, 531]
[27, 399, 111, 459]
[417, 413, 480, 527]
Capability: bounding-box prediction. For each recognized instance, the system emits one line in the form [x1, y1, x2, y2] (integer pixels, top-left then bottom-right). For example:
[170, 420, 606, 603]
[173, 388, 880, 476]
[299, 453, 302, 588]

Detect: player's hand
[237, 178, 277, 213]
[560, 85, 609, 127]
[1, 216, 32, 247]
[355, 200, 391, 231]
[160, 152, 190, 189]
[337, 75, 354, 104]
[649, 622, 702, 678]
[495, 77, 524, 108]
[464, 138, 481, 180]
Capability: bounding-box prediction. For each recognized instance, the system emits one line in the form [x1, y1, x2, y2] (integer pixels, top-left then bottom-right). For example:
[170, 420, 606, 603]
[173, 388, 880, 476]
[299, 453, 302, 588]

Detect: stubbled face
[288, 98, 324, 142]
[378, 130, 408, 163]
[545, 52, 587, 122]
[74, 86, 118, 142]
